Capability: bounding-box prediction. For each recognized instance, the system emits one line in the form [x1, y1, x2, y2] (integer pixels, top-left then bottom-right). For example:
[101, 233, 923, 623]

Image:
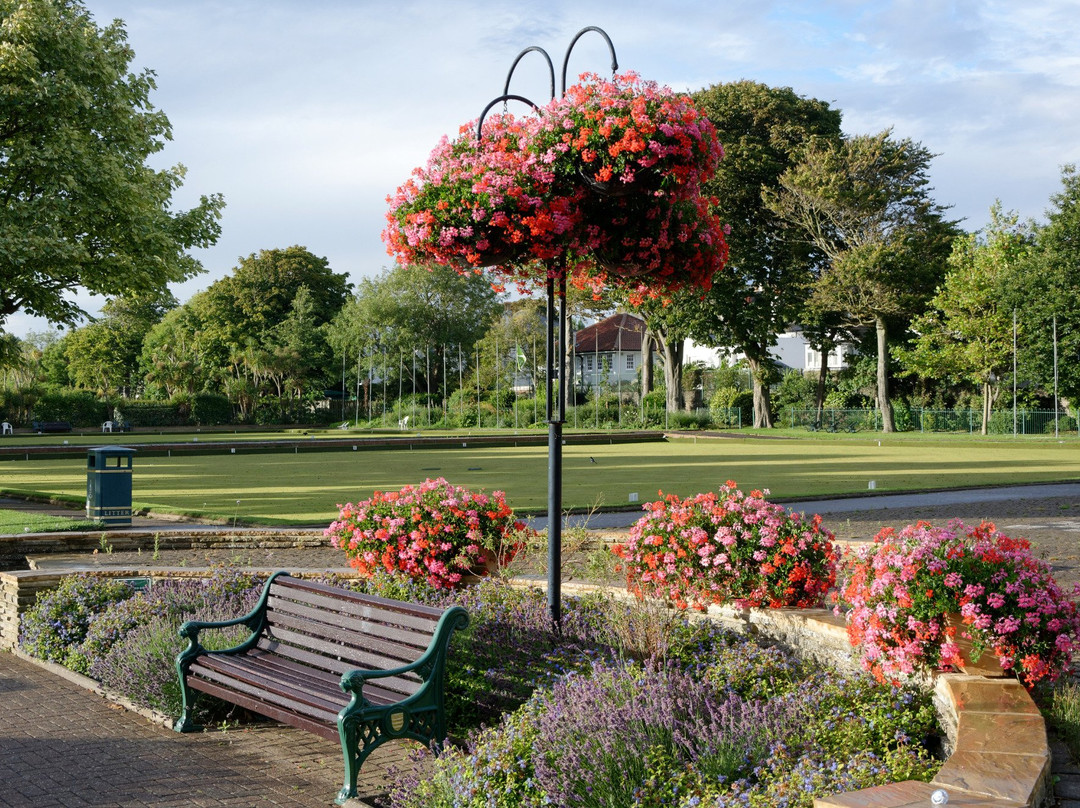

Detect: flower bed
[613, 482, 838, 610]
[387, 596, 940, 808]
[839, 519, 1080, 686]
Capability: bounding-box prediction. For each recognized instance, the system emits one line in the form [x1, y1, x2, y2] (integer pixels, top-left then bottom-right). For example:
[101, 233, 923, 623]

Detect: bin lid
[87, 446, 137, 456]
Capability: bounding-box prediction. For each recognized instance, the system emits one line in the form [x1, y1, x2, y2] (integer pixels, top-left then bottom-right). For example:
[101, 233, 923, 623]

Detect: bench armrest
[338, 605, 469, 700]
[176, 570, 287, 665]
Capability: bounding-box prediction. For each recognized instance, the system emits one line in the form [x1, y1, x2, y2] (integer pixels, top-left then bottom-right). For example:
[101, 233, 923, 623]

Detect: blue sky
[10, 0, 1080, 337]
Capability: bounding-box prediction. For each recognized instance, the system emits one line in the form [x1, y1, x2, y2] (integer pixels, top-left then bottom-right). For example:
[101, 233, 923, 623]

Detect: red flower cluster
[325, 478, 526, 590]
[612, 482, 837, 611]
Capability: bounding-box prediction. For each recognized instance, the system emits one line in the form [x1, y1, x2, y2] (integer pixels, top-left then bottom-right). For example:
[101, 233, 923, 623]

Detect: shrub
[839, 520, 1080, 685]
[31, 388, 106, 426]
[19, 575, 135, 670]
[72, 568, 263, 673]
[117, 400, 187, 427]
[191, 392, 233, 425]
[326, 478, 528, 589]
[391, 658, 804, 808]
[613, 482, 838, 610]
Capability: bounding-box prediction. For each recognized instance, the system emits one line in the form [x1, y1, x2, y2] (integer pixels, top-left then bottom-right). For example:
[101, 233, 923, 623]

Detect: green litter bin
[86, 447, 136, 526]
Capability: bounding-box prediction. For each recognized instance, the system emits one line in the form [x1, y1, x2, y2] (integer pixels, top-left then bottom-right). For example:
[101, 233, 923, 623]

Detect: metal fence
[788, 408, 1078, 435]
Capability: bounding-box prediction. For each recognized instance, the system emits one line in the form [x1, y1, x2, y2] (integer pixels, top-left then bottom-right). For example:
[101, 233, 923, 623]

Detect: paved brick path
[0, 652, 411, 807]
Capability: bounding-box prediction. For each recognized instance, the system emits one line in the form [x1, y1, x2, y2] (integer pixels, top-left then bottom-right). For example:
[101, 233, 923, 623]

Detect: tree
[1010, 165, 1080, 407]
[0, 0, 224, 328]
[689, 81, 843, 427]
[62, 290, 174, 396]
[766, 130, 957, 431]
[900, 205, 1034, 432]
[328, 263, 503, 404]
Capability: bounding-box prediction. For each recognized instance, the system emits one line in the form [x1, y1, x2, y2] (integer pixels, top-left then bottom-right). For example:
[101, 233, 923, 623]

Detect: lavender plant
[91, 585, 262, 717]
[19, 575, 135, 671]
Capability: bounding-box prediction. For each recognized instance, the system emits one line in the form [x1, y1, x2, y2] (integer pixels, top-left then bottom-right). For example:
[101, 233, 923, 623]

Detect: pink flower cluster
[382, 71, 729, 300]
[840, 520, 1080, 686]
[612, 481, 837, 611]
[325, 478, 526, 590]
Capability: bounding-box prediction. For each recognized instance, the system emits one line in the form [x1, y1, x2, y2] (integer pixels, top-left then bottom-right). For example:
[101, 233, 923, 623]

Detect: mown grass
[0, 508, 104, 533]
[2, 435, 1078, 525]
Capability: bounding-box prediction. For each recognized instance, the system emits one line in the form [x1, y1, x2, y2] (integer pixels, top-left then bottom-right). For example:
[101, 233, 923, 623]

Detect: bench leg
[336, 718, 368, 804]
[173, 675, 200, 733]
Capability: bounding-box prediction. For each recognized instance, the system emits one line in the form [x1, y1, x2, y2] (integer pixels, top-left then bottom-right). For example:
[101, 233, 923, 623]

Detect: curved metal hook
[503, 46, 555, 101]
[475, 93, 543, 141]
[560, 26, 618, 96]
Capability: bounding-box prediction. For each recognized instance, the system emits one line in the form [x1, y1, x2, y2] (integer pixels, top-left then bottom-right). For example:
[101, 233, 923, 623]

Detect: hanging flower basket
[384, 69, 730, 299]
[383, 113, 582, 275]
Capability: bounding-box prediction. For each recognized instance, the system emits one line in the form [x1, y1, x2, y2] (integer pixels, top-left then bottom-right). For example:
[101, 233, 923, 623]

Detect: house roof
[575, 313, 645, 353]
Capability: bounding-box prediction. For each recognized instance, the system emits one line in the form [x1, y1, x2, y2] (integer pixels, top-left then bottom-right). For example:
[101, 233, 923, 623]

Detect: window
[585, 355, 594, 371]
[626, 355, 635, 370]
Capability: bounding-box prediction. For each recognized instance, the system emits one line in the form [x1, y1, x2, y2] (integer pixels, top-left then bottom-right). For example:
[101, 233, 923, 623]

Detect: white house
[573, 313, 646, 391]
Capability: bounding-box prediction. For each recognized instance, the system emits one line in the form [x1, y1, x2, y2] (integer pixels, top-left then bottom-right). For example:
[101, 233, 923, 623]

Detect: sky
[9, 0, 1080, 338]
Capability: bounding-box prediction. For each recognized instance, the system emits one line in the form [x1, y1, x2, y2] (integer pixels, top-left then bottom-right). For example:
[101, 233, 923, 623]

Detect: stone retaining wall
[0, 529, 326, 570]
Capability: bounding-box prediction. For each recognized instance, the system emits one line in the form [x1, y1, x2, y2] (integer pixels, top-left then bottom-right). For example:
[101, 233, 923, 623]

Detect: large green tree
[0, 0, 224, 328]
[1010, 165, 1080, 407]
[328, 263, 503, 403]
[766, 130, 957, 431]
[688, 81, 843, 427]
[900, 205, 1034, 432]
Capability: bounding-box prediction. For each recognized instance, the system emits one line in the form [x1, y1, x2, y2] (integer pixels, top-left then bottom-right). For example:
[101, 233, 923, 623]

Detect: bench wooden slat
[268, 584, 442, 635]
[263, 622, 426, 692]
[189, 658, 343, 722]
[272, 577, 448, 622]
[255, 636, 422, 698]
[199, 653, 346, 707]
[187, 676, 341, 743]
[241, 649, 411, 705]
[265, 608, 428, 667]
[266, 595, 435, 651]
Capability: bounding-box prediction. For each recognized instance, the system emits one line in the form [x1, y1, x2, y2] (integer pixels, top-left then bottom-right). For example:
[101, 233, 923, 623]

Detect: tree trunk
[981, 380, 992, 436]
[746, 356, 774, 428]
[653, 328, 684, 412]
[815, 343, 830, 426]
[875, 316, 895, 433]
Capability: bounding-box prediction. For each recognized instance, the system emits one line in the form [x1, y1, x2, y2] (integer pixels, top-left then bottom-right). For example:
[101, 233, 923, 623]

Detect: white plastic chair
[1, 422, 11, 436]
[398, 415, 410, 431]
[102, 421, 114, 433]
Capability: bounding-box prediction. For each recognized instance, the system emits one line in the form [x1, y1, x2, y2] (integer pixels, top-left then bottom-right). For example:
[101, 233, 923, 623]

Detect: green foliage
[31, 388, 106, 426]
[116, 399, 187, 427]
[0, 0, 223, 328]
[774, 369, 817, 411]
[710, 385, 753, 425]
[768, 130, 959, 431]
[190, 392, 232, 425]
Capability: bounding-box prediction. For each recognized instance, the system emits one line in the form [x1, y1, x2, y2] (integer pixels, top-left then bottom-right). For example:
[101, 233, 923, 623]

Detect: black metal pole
[545, 274, 564, 630]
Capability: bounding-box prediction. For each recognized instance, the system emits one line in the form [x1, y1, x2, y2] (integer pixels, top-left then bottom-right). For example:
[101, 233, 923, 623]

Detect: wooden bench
[174, 572, 469, 804]
[31, 420, 72, 433]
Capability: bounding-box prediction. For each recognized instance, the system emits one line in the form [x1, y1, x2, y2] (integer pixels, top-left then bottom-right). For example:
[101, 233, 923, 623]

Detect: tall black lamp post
[475, 27, 618, 629]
